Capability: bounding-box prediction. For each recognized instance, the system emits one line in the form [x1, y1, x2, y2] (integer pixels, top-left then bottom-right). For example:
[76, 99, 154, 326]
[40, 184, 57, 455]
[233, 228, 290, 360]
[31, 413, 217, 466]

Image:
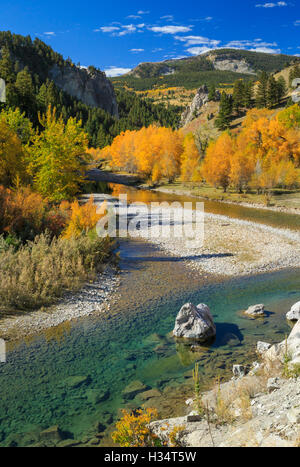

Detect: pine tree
[208, 85, 217, 102]
[256, 72, 269, 108]
[233, 80, 245, 114]
[267, 75, 279, 108]
[215, 92, 233, 130]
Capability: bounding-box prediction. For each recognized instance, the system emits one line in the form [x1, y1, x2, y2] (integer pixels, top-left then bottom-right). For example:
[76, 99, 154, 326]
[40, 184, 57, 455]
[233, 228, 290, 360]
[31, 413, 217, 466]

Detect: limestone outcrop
[49, 65, 118, 117]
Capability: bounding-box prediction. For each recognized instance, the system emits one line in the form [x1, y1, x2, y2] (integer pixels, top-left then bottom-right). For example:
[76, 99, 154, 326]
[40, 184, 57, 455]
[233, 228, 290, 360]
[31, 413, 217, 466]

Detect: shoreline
[0, 265, 120, 341]
[1, 191, 300, 341]
[145, 185, 300, 217]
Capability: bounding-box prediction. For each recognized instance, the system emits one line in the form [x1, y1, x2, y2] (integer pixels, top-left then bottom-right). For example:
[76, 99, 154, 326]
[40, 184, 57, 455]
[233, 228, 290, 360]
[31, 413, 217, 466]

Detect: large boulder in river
[286, 302, 300, 322]
[244, 304, 265, 317]
[173, 303, 216, 342]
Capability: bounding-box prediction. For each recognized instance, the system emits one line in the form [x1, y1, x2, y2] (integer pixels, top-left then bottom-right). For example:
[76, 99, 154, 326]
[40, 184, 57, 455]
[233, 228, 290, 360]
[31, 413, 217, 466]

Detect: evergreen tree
[256, 71, 269, 108]
[233, 80, 245, 113]
[208, 85, 217, 102]
[215, 92, 233, 130]
[267, 75, 280, 108]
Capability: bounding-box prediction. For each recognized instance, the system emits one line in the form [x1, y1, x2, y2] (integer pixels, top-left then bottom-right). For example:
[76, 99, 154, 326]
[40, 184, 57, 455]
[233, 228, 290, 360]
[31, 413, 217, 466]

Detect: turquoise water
[0, 261, 298, 446]
[0, 186, 299, 446]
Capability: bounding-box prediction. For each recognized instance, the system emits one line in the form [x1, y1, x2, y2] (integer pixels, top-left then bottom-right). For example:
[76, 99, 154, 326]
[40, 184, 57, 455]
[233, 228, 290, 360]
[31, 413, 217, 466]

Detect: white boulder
[173, 303, 216, 342]
[244, 304, 265, 317]
[286, 301, 300, 322]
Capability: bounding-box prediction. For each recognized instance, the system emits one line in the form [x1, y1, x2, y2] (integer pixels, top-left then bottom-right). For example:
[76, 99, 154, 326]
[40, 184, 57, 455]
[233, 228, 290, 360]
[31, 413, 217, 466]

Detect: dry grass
[0, 233, 113, 313]
[208, 375, 267, 426]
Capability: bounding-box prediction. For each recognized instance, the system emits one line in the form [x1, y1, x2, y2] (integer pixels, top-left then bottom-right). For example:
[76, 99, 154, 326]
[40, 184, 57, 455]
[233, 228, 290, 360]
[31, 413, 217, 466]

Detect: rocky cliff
[49, 65, 118, 117]
[180, 85, 220, 127]
[209, 56, 256, 75]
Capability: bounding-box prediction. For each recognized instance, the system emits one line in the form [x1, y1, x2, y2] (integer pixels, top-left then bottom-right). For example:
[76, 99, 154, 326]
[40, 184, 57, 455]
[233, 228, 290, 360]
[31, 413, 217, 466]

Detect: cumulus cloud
[105, 66, 132, 77]
[160, 15, 174, 22]
[175, 35, 221, 47]
[149, 25, 192, 34]
[94, 26, 120, 33]
[250, 46, 281, 53]
[256, 2, 287, 7]
[225, 39, 278, 48]
[96, 24, 145, 36]
[186, 46, 213, 55]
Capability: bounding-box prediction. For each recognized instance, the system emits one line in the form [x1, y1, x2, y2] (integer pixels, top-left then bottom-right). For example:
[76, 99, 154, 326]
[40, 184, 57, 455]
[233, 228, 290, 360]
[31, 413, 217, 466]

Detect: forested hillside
[0, 31, 181, 147]
[112, 49, 298, 91]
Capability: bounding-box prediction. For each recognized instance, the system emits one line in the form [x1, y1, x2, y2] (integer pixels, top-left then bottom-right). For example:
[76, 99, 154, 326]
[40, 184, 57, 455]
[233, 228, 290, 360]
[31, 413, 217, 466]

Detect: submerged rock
[39, 425, 63, 443]
[63, 375, 90, 389]
[173, 303, 216, 342]
[286, 301, 300, 321]
[122, 380, 149, 400]
[244, 304, 265, 317]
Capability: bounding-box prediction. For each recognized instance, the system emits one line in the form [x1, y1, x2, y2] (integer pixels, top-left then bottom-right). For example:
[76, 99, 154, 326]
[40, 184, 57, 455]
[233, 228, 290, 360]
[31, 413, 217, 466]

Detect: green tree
[256, 71, 269, 108]
[28, 107, 90, 201]
[215, 92, 233, 130]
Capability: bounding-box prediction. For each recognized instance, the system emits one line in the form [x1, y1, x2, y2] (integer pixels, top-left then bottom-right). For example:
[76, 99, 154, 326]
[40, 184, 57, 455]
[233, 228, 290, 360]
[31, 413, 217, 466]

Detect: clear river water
[0, 184, 299, 446]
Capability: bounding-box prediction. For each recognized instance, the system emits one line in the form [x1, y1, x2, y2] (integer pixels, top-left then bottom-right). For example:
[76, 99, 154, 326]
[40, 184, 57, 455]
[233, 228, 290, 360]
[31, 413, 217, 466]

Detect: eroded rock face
[286, 301, 300, 322]
[212, 58, 255, 75]
[49, 65, 118, 117]
[180, 85, 214, 127]
[173, 303, 216, 342]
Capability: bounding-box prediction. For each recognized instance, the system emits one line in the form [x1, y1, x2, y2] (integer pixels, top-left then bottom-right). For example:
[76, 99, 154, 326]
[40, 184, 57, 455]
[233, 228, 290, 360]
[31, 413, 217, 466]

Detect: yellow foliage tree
[28, 107, 90, 202]
[0, 115, 28, 187]
[63, 197, 105, 239]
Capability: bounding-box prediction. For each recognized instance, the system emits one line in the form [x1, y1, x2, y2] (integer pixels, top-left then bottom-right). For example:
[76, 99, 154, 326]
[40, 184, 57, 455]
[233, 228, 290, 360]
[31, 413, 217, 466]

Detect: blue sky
[1, 0, 300, 76]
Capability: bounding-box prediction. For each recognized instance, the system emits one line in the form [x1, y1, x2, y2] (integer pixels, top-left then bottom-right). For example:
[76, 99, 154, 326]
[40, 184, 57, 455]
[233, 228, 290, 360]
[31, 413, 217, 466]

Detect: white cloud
[256, 2, 287, 7]
[160, 15, 174, 22]
[186, 46, 213, 55]
[137, 10, 150, 15]
[44, 31, 56, 36]
[225, 39, 278, 48]
[250, 47, 281, 53]
[95, 26, 120, 33]
[175, 35, 221, 47]
[149, 25, 192, 34]
[105, 66, 132, 77]
[294, 20, 300, 26]
[130, 48, 144, 53]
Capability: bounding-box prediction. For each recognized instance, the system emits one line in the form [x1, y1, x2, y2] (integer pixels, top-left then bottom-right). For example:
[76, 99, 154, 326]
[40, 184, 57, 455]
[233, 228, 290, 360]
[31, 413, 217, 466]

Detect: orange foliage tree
[99, 125, 185, 184]
[202, 106, 300, 192]
[63, 197, 106, 239]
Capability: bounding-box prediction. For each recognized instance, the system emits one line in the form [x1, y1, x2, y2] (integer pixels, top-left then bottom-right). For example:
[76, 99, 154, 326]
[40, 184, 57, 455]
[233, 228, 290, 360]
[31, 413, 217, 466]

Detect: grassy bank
[0, 233, 114, 314]
[150, 181, 300, 212]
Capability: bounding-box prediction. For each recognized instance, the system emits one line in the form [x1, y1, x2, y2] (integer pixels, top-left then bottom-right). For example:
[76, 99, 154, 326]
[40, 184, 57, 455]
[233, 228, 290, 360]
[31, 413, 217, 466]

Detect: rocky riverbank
[0, 265, 120, 341]
[151, 316, 300, 448]
[125, 201, 300, 277]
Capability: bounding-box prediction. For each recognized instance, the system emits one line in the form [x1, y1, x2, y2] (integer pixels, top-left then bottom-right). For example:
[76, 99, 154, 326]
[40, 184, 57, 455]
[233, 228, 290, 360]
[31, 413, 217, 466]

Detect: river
[0, 184, 299, 446]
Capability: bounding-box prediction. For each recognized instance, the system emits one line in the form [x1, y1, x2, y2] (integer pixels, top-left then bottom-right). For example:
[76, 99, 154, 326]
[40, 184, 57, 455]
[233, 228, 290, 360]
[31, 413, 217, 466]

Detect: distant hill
[112, 49, 299, 91]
